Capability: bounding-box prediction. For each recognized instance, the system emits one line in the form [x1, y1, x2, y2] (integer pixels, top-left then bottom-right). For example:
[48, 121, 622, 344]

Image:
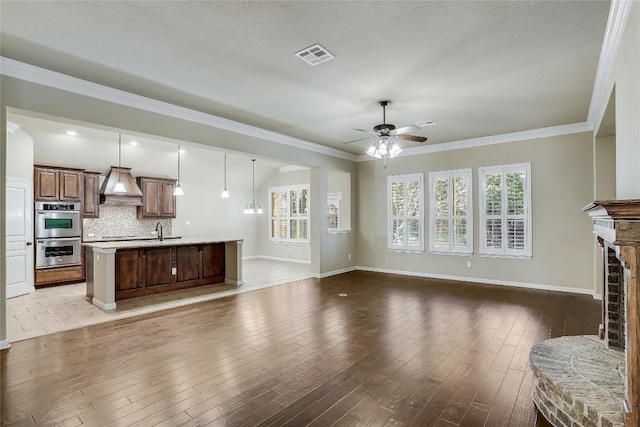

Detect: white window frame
[326, 192, 342, 231]
[268, 184, 310, 244]
[429, 168, 473, 254]
[387, 173, 424, 252]
[479, 162, 532, 258]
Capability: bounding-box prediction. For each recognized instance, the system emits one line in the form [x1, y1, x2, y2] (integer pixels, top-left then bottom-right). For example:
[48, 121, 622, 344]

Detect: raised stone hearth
[530, 335, 625, 427]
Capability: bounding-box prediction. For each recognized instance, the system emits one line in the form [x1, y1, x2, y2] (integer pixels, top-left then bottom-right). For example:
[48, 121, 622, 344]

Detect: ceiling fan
[345, 101, 435, 160]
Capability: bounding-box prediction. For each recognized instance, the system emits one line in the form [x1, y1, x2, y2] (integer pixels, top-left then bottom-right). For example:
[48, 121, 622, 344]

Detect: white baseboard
[0, 340, 11, 350]
[92, 298, 117, 311]
[245, 255, 311, 264]
[593, 292, 603, 301]
[312, 266, 358, 279]
[356, 266, 596, 296]
[225, 279, 243, 286]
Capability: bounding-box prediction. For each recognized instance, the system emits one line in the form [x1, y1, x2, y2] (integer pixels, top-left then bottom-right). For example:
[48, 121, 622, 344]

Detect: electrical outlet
[467, 261, 471, 268]
[88, 233, 95, 237]
[348, 254, 351, 260]
[171, 267, 176, 275]
[151, 231, 157, 235]
[186, 220, 191, 226]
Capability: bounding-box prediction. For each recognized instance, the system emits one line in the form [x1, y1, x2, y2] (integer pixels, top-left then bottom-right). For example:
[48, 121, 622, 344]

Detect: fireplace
[529, 200, 640, 427]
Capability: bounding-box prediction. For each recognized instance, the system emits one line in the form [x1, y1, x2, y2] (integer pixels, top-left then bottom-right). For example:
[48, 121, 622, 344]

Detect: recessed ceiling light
[179, 149, 186, 154]
[66, 130, 77, 136]
[129, 141, 138, 146]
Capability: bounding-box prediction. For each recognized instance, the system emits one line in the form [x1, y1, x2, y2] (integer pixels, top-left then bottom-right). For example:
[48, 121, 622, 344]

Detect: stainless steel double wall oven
[35, 202, 82, 268]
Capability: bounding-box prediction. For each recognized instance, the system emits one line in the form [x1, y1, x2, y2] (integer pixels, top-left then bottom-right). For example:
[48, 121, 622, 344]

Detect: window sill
[388, 248, 425, 254]
[430, 251, 472, 257]
[268, 240, 310, 246]
[327, 229, 351, 234]
[480, 254, 532, 260]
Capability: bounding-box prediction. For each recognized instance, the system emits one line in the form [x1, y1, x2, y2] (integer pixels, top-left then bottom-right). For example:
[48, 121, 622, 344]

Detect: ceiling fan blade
[354, 128, 379, 135]
[397, 134, 428, 143]
[344, 136, 376, 145]
[391, 125, 420, 135]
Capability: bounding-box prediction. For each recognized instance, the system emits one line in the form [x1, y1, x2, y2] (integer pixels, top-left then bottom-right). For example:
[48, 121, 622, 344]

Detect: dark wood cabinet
[137, 177, 176, 219]
[202, 243, 224, 279]
[176, 246, 200, 282]
[114, 242, 225, 300]
[116, 249, 143, 291]
[145, 247, 174, 286]
[83, 172, 100, 218]
[34, 166, 83, 202]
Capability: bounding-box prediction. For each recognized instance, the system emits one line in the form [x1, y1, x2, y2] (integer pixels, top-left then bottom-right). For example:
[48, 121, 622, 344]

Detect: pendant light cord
[118, 134, 122, 180]
[252, 159, 256, 205]
[177, 145, 181, 183]
[224, 153, 227, 189]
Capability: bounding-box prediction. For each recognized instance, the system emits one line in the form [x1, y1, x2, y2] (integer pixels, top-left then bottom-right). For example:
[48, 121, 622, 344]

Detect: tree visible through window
[479, 163, 530, 257]
[388, 173, 424, 251]
[429, 169, 472, 254]
[269, 184, 309, 243]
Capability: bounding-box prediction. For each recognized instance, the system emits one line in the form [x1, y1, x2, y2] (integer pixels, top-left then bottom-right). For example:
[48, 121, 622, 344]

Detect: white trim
[327, 229, 352, 234]
[0, 57, 357, 162]
[588, 0, 634, 129]
[356, 266, 595, 296]
[0, 340, 10, 350]
[250, 255, 311, 264]
[92, 298, 116, 311]
[312, 266, 357, 278]
[387, 173, 425, 252]
[429, 168, 473, 254]
[225, 278, 243, 286]
[6, 121, 20, 133]
[479, 162, 532, 257]
[358, 122, 592, 162]
[279, 165, 309, 173]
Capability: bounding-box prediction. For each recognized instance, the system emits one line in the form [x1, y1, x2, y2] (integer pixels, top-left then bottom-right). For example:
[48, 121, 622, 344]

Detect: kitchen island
[84, 238, 243, 310]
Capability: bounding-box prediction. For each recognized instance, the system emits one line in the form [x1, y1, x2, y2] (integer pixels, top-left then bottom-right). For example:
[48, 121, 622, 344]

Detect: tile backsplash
[83, 206, 172, 239]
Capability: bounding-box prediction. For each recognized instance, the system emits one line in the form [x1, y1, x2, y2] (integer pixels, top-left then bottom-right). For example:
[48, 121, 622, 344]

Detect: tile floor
[6, 258, 312, 343]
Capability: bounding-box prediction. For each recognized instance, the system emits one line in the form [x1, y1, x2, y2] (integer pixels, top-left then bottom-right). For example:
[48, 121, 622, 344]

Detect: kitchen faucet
[156, 222, 164, 241]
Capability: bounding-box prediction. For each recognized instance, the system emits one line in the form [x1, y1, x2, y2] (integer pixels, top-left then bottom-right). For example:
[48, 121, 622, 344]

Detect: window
[479, 163, 531, 257]
[388, 173, 424, 251]
[269, 184, 309, 243]
[429, 169, 472, 254]
[326, 193, 342, 230]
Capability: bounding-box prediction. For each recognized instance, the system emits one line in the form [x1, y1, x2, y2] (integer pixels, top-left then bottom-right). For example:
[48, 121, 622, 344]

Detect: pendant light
[243, 159, 263, 214]
[221, 153, 230, 198]
[113, 134, 127, 193]
[173, 144, 184, 196]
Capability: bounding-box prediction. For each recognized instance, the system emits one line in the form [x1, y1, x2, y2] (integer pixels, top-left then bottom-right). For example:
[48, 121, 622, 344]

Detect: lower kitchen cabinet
[115, 243, 225, 300]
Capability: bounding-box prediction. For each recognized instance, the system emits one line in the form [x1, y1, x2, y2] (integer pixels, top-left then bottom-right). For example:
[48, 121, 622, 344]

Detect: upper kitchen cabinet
[83, 172, 101, 218]
[34, 166, 84, 202]
[136, 177, 176, 219]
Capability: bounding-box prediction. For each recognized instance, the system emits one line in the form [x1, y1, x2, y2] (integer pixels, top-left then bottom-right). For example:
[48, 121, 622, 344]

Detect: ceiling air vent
[295, 44, 334, 66]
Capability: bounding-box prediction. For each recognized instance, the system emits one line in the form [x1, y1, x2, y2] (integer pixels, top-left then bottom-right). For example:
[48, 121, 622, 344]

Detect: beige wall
[595, 135, 616, 200]
[614, 2, 640, 199]
[358, 132, 595, 292]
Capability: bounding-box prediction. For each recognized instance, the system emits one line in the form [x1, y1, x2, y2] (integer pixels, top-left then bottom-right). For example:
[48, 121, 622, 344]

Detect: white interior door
[6, 177, 34, 298]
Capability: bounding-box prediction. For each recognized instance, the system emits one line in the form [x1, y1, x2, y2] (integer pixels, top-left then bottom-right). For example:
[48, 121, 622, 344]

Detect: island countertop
[84, 237, 244, 250]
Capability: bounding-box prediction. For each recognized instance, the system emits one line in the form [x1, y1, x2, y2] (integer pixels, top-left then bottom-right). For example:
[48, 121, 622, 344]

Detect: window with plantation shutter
[387, 173, 424, 251]
[269, 184, 309, 243]
[429, 169, 472, 254]
[479, 163, 531, 257]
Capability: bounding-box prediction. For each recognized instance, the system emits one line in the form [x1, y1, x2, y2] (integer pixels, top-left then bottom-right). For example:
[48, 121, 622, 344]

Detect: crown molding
[357, 121, 592, 162]
[6, 121, 20, 134]
[0, 57, 357, 162]
[587, 0, 633, 129]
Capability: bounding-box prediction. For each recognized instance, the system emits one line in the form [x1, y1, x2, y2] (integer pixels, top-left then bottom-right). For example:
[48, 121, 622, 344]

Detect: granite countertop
[83, 236, 183, 243]
[83, 237, 243, 250]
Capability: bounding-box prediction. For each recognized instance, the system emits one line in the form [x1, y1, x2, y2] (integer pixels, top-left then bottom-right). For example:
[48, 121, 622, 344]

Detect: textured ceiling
[0, 1, 611, 156]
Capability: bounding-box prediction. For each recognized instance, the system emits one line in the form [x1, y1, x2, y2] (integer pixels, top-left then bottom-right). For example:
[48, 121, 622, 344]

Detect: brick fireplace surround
[530, 200, 640, 427]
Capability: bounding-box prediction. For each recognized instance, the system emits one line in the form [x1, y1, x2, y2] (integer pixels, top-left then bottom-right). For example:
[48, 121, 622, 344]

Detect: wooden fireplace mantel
[584, 199, 640, 426]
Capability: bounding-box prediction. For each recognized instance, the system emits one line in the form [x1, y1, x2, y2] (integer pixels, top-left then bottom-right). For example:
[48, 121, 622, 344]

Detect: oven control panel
[35, 202, 80, 211]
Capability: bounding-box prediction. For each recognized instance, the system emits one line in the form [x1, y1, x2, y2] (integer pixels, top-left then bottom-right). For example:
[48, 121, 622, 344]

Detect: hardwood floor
[1, 271, 600, 427]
